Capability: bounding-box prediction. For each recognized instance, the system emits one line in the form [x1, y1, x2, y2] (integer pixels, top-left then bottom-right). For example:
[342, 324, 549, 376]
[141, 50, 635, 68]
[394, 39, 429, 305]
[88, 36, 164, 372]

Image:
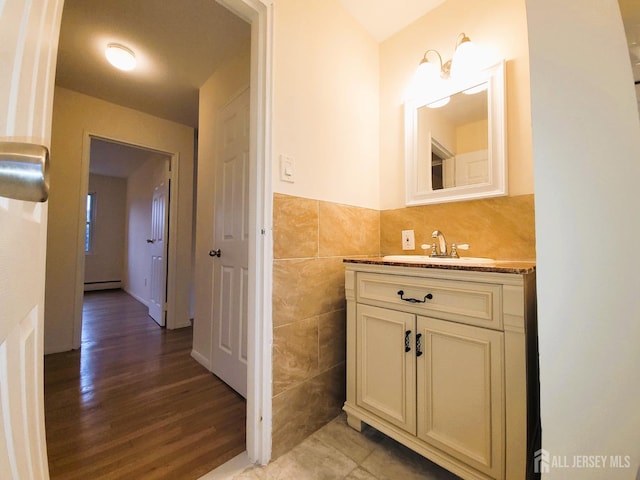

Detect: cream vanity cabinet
[343, 260, 538, 480]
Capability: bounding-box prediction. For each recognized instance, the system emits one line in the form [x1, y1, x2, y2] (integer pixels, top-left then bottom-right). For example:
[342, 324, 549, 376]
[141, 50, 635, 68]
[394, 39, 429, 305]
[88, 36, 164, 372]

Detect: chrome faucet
[430, 229, 463, 258]
[431, 230, 448, 257]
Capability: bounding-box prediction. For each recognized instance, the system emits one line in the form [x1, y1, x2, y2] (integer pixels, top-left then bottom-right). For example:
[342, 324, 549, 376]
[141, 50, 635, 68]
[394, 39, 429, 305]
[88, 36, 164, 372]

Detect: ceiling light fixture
[105, 43, 137, 71]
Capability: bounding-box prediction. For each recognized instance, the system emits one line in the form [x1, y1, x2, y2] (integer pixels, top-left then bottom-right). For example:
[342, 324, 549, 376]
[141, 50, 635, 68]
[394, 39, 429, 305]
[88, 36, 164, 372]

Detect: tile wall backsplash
[381, 194, 536, 260]
[270, 192, 535, 459]
[271, 193, 379, 459]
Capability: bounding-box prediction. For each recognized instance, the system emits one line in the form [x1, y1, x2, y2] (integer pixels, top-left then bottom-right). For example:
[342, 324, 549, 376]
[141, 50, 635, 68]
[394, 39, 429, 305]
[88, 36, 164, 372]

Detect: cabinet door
[416, 316, 504, 479]
[356, 304, 416, 434]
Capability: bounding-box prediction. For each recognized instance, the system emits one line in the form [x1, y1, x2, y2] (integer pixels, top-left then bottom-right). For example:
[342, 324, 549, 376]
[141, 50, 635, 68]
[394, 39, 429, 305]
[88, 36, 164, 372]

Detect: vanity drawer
[356, 272, 502, 330]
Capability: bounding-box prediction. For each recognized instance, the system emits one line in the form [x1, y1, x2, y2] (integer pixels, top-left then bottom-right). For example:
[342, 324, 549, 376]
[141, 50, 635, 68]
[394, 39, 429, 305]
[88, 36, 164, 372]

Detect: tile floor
[232, 414, 461, 480]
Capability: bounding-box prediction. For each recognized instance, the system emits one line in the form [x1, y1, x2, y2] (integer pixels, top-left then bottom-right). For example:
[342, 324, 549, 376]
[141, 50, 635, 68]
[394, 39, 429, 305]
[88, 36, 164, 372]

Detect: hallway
[44, 289, 246, 479]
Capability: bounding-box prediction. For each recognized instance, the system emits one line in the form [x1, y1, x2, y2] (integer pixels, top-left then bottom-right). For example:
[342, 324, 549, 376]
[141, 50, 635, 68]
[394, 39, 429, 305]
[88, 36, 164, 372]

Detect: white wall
[379, 0, 533, 209]
[271, 0, 380, 209]
[84, 174, 126, 286]
[526, 0, 640, 477]
[47, 87, 194, 353]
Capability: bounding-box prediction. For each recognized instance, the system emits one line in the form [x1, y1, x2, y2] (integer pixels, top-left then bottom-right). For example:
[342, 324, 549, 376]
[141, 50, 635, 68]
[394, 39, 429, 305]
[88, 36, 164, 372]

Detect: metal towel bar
[0, 142, 49, 202]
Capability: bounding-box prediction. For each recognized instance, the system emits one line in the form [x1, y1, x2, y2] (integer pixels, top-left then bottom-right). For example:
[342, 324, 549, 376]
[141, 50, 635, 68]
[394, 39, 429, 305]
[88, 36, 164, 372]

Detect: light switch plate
[280, 155, 295, 183]
[402, 230, 415, 250]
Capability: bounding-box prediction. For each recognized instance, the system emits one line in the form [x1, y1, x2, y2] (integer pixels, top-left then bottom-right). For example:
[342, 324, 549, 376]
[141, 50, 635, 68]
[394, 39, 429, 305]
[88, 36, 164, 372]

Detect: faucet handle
[420, 243, 438, 257]
[450, 243, 469, 258]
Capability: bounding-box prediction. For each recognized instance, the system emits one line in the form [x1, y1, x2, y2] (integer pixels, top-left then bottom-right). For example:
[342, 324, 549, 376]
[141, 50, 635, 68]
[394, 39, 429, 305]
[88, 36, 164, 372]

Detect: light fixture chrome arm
[454, 32, 471, 50]
[416, 32, 476, 81]
[420, 49, 443, 69]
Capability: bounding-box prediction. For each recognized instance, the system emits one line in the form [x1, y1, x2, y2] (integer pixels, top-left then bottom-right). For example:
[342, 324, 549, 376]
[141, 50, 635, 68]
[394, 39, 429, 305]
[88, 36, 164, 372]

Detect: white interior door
[455, 149, 489, 186]
[210, 88, 250, 398]
[0, 0, 63, 478]
[148, 163, 169, 326]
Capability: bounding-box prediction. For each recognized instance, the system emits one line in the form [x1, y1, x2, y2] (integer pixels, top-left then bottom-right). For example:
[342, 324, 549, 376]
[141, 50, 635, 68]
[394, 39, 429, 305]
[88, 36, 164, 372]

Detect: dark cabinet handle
[404, 330, 411, 352]
[416, 333, 423, 357]
[209, 249, 221, 257]
[397, 290, 433, 303]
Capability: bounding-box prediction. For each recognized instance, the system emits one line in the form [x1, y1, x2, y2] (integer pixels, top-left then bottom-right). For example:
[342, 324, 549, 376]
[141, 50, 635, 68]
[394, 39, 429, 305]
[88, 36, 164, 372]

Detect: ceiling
[56, 0, 252, 129]
[55, 0, 451, 133]
[339, 0, 446, 42]
[56, 0, 640, 138]
[90, 139, 169, 179]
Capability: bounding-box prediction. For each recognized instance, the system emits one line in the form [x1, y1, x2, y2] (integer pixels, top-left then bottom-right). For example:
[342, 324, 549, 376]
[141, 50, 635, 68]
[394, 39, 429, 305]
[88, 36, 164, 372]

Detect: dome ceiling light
[105, 43, 137, 71]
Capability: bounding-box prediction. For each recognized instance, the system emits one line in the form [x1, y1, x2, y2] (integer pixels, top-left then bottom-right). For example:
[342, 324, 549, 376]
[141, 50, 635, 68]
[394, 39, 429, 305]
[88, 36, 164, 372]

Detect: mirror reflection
[404, 60, 506, 206]
[417, 85, 488, 190]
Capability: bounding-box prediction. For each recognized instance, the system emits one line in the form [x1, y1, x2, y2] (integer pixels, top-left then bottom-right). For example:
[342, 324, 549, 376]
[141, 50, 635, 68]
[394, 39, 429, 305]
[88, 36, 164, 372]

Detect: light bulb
[405, 56, 442, 101]
[450, 36, 480, 78]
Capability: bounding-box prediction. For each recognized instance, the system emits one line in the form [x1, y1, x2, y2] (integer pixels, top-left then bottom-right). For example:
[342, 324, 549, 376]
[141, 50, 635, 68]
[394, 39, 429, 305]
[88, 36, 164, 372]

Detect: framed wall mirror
[404, 60, 506, 205]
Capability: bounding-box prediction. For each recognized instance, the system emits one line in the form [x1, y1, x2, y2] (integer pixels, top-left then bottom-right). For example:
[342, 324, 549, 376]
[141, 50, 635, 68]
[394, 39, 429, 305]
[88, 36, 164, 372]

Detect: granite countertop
[343, 257, 536, 275]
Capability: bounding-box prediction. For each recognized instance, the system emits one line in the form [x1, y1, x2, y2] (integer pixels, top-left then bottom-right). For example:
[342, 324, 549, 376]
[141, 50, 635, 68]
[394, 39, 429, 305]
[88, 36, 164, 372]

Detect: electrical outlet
[402, 230, 415, 250]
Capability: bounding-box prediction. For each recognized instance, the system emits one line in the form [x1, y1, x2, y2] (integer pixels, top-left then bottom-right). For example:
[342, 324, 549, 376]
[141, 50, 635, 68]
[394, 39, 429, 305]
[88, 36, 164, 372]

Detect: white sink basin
[382, 255, 495, 265]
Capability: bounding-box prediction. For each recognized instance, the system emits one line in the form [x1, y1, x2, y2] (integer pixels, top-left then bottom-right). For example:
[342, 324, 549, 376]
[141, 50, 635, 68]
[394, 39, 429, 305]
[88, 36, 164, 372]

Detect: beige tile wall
[381, 194, 536, 260]
[270, 192, 535, 459]
[271, 193, 379, 458]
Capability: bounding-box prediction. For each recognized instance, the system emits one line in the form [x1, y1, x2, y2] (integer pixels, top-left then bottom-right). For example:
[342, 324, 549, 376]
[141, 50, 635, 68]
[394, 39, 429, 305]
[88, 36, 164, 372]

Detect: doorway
[76, 135, 177, 342]
[0, 0, 273, 476]
[83, 137, 172, 327]
[55, 0, 274, 468]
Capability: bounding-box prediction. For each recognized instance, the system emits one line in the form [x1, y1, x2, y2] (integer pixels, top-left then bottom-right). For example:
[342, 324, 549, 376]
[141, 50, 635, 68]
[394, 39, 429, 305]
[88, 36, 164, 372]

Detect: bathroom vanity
[343, 258, 538, 480]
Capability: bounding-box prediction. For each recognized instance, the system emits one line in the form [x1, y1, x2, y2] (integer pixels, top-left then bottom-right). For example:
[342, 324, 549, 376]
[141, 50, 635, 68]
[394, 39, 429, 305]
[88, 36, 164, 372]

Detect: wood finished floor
[44, 289, 246, 480]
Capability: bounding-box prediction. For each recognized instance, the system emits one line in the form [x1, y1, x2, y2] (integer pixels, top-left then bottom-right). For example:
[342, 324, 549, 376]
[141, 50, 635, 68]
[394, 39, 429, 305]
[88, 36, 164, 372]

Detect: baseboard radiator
[84, 280, 122, 291]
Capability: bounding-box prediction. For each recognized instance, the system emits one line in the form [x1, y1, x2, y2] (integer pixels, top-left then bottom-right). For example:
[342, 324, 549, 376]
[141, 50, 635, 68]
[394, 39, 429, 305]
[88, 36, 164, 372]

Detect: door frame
[73, 133, 179, 347]
[216, 0, 274, 464]
[69, 0, 274, 466]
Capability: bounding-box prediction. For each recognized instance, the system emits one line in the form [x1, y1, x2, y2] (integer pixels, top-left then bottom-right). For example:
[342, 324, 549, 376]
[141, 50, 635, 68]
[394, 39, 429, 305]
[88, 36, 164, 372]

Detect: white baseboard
[191, 349, 211, 371]
[170, 321, 192, 329]
[123, 287, 149, 307]
[45, 342, 75, 355]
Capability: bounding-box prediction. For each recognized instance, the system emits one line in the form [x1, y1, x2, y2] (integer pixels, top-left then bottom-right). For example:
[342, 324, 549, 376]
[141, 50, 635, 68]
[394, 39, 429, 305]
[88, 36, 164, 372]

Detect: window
[85, 192, 96, 253]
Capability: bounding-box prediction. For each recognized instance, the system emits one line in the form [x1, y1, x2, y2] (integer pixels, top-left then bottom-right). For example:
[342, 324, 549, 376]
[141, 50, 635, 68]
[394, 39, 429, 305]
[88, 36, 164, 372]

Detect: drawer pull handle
[397, 290, 433, 303]
[404, 330, 411, 352]
[416, 333, 423, 357]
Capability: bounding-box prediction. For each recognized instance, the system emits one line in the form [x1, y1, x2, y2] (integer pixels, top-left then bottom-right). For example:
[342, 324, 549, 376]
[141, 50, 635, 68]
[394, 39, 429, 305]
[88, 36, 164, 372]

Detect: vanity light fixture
[408, 33, 483, 104]
[417, 33, 477, 80]
[105, 43, 137, 71]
